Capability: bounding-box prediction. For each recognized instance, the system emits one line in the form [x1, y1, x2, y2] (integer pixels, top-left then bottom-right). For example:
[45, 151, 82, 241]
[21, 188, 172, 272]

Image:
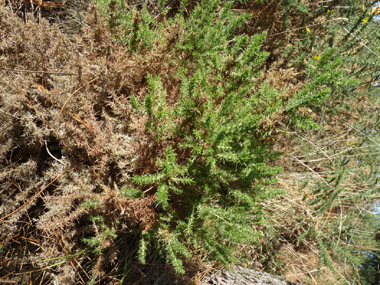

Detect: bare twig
[45, 142, 64, 164]
[5, 177, 27, 201]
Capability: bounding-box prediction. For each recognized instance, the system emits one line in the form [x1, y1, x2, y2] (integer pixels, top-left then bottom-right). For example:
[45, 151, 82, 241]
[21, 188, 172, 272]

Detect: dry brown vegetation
[0, 3, 184, 283]
[0, 0, 379, 284]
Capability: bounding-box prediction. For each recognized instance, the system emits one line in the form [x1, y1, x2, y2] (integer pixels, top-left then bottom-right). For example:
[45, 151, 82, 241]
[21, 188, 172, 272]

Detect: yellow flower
[305, 27, 311, 33]
[362, 17, 369, 23]
[372, 6, 380, 16]
[313, 55, 320, 60]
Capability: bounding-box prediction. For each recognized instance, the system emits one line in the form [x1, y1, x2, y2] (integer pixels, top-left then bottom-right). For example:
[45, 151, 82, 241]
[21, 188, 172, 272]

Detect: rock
[202, 265, 298, 285]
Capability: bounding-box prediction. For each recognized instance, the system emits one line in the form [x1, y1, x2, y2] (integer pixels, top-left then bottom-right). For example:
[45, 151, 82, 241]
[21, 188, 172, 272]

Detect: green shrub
[2, 0, 380, 283]
[94, 0, 360, 273]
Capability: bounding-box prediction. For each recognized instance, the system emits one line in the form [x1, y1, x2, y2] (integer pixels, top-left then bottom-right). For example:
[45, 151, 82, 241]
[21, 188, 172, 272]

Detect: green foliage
[120, 187, 143, 198]
[82, 223, 117, 255]
[281, 0, 308, 28]
[94, 0, 380, 279]
[115, 0, 288, 271]
[81, 200, 100, 208]
[95, 0, 160, 51]
[82, 236, 103, 254]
